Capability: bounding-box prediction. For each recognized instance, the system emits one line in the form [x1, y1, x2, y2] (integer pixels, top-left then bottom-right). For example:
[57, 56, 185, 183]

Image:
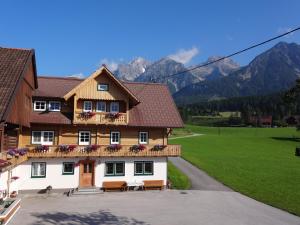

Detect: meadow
[169, 125, 300, 216]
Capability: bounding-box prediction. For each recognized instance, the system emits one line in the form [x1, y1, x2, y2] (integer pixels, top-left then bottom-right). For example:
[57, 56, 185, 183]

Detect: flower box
[35, 145, 49, 152]
[106, 112, 121, 119]
[106, 144, 122, 151]
[79, 112, 96, 119]
[58, 144, 77, 152]
[152, 144, 167, 151]
[130, 144, 146, 152]
[84, 144, 100, 152]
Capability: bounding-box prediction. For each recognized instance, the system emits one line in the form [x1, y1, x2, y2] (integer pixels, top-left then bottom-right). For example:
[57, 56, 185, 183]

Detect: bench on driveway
[102, 181, 127, 192]
[143, 180, 164, 190]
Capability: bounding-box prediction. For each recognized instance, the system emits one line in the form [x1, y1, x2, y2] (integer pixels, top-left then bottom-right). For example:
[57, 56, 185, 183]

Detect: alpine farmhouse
[0, 47, 183, 194]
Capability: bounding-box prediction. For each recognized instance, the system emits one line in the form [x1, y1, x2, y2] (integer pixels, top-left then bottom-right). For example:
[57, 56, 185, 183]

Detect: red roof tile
[31, 111, 72, 125]
[0, 48, 36, 121]
[32, 77, 183, 128]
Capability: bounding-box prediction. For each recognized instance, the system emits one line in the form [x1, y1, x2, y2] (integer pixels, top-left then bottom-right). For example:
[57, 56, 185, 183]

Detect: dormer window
[34, 101, 47, 111]
[110, 102, 119, 113]
[49, 101, 61, 111]
[83, 101, 92, 112]
[97, 84, 108, 91]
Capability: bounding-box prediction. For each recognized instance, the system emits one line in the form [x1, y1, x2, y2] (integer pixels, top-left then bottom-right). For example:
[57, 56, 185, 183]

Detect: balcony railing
[26, 145, 181, 158]
[73, 111, 127, 125]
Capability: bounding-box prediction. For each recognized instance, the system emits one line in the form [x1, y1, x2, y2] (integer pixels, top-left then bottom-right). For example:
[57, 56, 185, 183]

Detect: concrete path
[169, 157, 232, 191]
[169, 133, 203, 140]
[11, 191, 300, 225]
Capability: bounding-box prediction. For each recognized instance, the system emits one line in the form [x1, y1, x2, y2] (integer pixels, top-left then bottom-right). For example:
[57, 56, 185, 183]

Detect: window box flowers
[79, 112, 96, 119]
[152, 144, 167, 151]
[84, 144, 100, 152]
[106, 112, 121, 119]
[130, 144, 146, 153]
[106, 144, 122, 151]
[7, 148, 28, 158]
[35, 145, 49, 152]
[10, 176, 19, 181]
[58, 144, 77, 152]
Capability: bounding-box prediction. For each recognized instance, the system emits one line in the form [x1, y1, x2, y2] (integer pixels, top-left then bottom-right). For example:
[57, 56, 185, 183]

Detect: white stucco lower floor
[1, 157, 167, 193]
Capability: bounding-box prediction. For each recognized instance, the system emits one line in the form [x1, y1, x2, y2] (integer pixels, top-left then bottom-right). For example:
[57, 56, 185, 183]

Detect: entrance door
[79, 160, 95, 187]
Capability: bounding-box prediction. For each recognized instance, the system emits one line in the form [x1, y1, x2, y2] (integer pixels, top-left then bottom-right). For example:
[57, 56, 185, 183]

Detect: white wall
[0, 171, 8, 192]
[95, 157, 167, 187]
[14, 157, 167, 191]
[17, 158, 79, 190]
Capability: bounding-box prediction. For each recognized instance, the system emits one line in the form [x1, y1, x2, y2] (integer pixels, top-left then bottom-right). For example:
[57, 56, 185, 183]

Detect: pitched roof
[0, 47, 37, 122]
[63, 66, 140, 105]
[31, 111, 72, 125]
[32, 77, 183, 128]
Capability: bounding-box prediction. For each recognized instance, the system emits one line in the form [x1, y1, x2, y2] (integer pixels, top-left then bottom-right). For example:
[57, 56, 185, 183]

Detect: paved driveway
[169, 157, 232, 191]
[11, 190, 300, 225]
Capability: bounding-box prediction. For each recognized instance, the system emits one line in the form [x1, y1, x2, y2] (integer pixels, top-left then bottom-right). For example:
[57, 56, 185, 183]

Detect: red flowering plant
[130, 144, 146, 153]
[152, 144, 167, 151]
[35, 145, 49, 152]
[106, 144, 122, 151]
[11, 176, 19, 181]
[58, 144, 77, 152]
[84, 144, 100, 153]
[106, 112, 121, 119]
[7, 148, 29, 157]
[79, 112, 96, 119]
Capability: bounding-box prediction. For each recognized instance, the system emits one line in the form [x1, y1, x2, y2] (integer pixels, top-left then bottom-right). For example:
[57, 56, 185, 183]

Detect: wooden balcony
[26, 144, 181, 158]
[73, 111, 128, 125]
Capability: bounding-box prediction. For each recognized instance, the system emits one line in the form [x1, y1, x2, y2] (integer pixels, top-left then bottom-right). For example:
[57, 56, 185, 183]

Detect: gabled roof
[63, 66, 140, 105]
[0, 47, 37, 122]
[32, 76, 184, 128]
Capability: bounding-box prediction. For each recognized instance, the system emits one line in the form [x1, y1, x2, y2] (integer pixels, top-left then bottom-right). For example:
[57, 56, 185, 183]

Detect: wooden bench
[102, 181, 127, 192]
[143, 180, 164, 190]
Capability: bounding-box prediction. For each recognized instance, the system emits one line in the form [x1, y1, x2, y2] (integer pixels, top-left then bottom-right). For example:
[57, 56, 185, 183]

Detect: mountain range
[112, 42, 300, 104]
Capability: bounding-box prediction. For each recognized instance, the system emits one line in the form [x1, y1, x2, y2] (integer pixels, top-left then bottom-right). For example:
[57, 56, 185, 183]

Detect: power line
[154, 26, 300, 82]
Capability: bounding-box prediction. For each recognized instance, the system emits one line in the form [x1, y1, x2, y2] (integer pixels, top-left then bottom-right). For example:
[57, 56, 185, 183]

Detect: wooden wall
[20, 125, 167, 147]
[6, 61, 36, 127]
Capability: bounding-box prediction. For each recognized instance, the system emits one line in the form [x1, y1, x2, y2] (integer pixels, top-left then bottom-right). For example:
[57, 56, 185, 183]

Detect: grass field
[170, 125, 300, 216]
[167, 161, 191, 190]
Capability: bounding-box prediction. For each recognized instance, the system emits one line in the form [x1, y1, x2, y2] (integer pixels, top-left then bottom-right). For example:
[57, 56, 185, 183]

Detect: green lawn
[170, 125, 300, 216]
[167, 161, 191, 190]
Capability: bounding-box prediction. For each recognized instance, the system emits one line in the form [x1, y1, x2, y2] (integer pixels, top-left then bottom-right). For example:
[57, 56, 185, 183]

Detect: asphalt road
[169, 157, 232, 191]
[11, 190, 300, 225]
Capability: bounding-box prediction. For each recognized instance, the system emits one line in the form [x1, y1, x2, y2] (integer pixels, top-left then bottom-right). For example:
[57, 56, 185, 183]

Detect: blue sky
[0, 0, 300, 77]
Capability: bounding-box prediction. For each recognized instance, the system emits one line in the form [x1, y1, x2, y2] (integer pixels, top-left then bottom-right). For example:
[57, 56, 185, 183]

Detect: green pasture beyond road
[170, 125, 300, 216]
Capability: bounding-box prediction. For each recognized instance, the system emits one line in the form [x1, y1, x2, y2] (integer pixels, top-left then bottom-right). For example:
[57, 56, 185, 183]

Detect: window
[110, 102, 119, 113]
[134, 161, 153, 175]
[49, 101, 61, 111]
[31, 162, 46, 178]
[79, 131, 91, 145]
[62, 162, 74, 175]
[110, 131, 120, 144]
[97, 84, 108, 91]
[139, 132, 148, 144]
[105, 162, 125, 176]
[34, 101, 47, 111]
[96, 101, 106, 112]
[83, 101, 92, 112]
[32, 131, 54, 145]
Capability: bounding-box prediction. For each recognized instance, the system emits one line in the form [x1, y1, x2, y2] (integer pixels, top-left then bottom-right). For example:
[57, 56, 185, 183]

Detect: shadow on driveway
[31, 209, 149, 225]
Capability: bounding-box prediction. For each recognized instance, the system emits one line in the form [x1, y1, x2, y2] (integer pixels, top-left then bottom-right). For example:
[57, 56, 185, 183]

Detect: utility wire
[154, 26, 300, 82]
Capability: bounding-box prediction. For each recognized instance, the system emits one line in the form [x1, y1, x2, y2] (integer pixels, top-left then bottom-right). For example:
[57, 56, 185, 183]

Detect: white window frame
[32, 131, 54, 145]
[62, 162, 75, 175]
[110, 102, 119, 113]
[78, 131, 91, 145]
[31, 162, 46, 178]
[96, 101, 106, 112]
[48, 101, 61, 112]
[33, 101, 47, 111]
[110, 131, 120, 144]
[139, 132, 148, 144]
[97, 84, 109, 91]
[83, 101, 92, 112]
